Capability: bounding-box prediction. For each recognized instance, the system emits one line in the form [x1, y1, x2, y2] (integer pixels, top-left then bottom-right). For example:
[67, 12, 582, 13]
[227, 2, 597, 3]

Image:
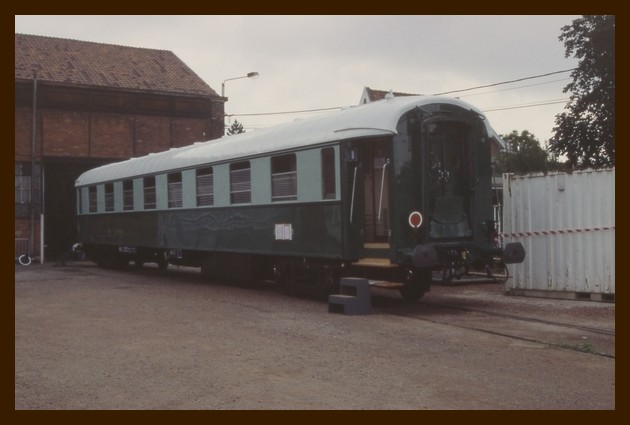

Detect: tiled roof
[15, 33, 218, 97]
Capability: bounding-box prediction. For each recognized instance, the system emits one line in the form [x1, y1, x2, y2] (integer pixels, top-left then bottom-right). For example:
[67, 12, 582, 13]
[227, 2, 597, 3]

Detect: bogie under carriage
[75, 96, 524, 301]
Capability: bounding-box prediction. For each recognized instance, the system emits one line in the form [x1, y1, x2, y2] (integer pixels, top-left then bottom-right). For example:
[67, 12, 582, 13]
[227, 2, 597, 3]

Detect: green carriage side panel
[79, 201, 344, 259]
[158, 202, 343, 258]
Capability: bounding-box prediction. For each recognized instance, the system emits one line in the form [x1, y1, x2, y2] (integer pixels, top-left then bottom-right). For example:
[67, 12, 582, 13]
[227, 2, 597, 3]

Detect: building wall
[42, 109, 91, 157]
[15, 106, 40, 161]
[135, 116, 173, 156]
[16, 106, 222, 160]
[15, 82, 225, 260]
[15, 218, 40, 251]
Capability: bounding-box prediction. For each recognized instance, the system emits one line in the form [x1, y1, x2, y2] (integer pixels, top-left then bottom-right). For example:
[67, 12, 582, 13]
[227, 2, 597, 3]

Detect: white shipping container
[502, 168, 615, 298]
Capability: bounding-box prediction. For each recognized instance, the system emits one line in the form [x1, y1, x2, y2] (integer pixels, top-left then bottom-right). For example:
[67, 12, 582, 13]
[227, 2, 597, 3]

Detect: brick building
[358, 87, 419, 104]
[15, 33, 225, 260]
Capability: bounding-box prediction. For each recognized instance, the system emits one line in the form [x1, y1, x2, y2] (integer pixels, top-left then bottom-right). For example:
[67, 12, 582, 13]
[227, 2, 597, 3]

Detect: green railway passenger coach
[75, 95, 525, 301]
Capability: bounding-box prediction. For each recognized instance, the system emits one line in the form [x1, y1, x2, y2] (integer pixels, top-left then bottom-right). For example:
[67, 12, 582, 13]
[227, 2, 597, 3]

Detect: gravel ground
[15, 262, 615, 410]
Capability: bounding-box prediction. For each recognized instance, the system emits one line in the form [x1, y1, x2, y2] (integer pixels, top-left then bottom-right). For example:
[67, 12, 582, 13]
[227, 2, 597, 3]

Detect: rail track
[370, 287, 615, 359]
[49, 262, 616, 359]
[418, 301, 615, 337]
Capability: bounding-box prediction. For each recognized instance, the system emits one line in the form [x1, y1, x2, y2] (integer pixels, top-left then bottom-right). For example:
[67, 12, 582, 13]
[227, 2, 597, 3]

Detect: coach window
[105, 183, 114, 212]
[143, 176, 156, 210]
[196, 167, 214, 206]
[230, 161, 251, 204]
[168, 172, 183, 208]
[88, 186, 97, 213]
[322, 147, 336, 199]
[271, 154, 297, 201]
[123, 180, 134, 211]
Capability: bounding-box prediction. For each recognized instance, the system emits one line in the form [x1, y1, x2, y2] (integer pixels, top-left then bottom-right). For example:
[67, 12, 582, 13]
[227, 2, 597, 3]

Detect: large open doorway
[43, 159, 110, 260]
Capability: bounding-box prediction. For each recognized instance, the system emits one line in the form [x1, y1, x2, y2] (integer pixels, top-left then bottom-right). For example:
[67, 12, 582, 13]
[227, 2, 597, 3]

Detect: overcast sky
[15, 15, 581, 144]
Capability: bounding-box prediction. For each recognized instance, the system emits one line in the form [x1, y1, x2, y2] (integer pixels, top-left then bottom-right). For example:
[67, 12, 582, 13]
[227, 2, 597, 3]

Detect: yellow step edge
[363, 243, 390, 249]
[352, 258, 397, 268]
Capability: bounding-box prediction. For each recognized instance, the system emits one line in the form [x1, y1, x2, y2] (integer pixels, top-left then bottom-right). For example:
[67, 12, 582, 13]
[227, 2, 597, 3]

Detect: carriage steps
[351, 242, 397, 268]
[328, 277, 373, 315]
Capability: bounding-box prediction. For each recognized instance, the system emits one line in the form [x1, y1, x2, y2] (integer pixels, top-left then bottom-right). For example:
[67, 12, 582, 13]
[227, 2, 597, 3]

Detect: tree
[495, 130, 549, 175]
[544, 142, 566, 173]
[549, 15, 615, 168]
[226, 120, 245, 135]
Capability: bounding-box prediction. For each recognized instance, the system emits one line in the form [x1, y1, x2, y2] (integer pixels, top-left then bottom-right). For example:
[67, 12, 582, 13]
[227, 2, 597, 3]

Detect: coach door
[361, 140, 391, 243]
[426, 120, 473, 240]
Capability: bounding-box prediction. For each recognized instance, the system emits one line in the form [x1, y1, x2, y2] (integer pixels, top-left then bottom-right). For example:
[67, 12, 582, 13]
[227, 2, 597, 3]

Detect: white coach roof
[75, 95, 501, 187]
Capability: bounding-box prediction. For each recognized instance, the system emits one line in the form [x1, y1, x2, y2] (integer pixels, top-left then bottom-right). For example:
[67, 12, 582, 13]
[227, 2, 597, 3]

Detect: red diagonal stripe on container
[501, 226, 615, 238]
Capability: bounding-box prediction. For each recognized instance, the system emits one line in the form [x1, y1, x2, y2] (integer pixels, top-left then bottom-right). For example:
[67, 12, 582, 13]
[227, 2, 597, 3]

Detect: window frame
[167, 172, 183, 209]
[321, 147, 336, 200]
[196, 167, 214, 207]
[104, 183, 115, 212]
[88, 186, 98, 213]
[230, 161, 251, 204]
[143, 176, 156, 210]
[15, 162, 41, 217]
[271, 153, 298, 202]
[123, 180, 134, 211]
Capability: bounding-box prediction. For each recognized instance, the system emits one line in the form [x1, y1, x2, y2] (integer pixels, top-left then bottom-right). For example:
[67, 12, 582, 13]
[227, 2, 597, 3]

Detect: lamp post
[221, 71, 259, 98]
[221, 72, 259, 134]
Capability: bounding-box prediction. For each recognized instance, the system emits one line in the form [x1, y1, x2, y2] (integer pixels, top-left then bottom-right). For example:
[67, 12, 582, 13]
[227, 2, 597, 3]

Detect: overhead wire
[226, 106, 342, 118]
[430, 68, 575, 96]
[482, 99, 570, 112]
[226, 68, 576, 119]
[457, 77, 571, 98]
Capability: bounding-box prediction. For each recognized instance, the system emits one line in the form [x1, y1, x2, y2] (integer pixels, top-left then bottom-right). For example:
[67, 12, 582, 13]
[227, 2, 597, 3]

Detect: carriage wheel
[156, 251, 168, 270]
[399, 268, 430, 302]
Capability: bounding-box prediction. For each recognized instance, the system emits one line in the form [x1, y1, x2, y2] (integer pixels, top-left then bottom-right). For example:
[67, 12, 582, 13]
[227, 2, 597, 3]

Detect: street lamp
[221, 71, 259, 98]
[221, 72, 259, 135]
